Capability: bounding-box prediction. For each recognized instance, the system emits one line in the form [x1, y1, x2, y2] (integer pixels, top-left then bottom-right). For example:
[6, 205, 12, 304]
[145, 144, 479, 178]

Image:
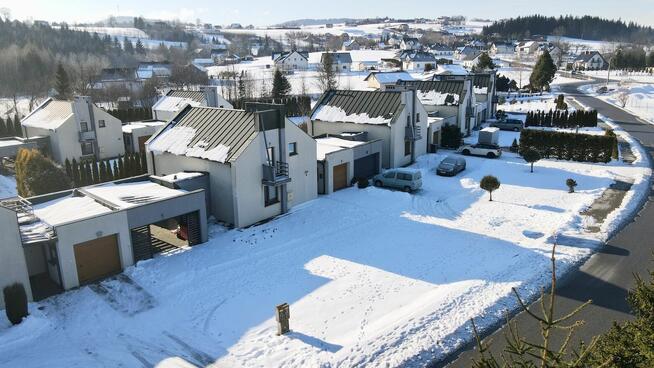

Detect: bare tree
[315, 52, 338, 93]
[617, 90, 630, 108]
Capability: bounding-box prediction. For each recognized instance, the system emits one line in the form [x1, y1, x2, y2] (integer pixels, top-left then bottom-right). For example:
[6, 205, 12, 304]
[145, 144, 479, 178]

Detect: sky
[1, 0, 654, 27]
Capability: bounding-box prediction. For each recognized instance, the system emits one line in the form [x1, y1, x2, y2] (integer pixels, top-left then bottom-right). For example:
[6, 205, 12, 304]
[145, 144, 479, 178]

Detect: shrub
[566, 178, 578, 193]
[522, 148, 541, 173]
[357, 178, 369, 189]
[519, 129, 616, 163]
[15, 149, 71, 197]
[441, 124, 463, 149]
[3, 283, 28, 325]
[480, 175, 500, 201]
[510, 138, 519, 153]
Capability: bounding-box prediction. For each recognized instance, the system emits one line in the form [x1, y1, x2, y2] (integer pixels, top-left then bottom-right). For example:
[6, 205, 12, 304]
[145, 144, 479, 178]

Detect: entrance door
[74, 234, 121, 285]
[333, 163, 348, 191]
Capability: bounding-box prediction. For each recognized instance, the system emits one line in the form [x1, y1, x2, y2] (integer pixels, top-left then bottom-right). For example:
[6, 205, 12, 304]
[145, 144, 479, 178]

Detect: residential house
[537, 44, 562, 64]
[515, 41, 539, 56]
[152, 87, 233, 122]
[323, 52, 353, 72]
[309, 90, 428, 169]
[0, 175, 208, 308]
[94, 67, 141, 93]
[461, 51, 483, 69]
[471, 73, 498, 121]
[122, 120, 166, 154]
[211, 49, 228, 64]
[399, 50, 437, 71]
[272, 51, 309, 71]
[400, 37, 421, 50]
[433, 63, 469, 75]
[21, 96, 124, 164]
[430, 44, 455, 57]
[342, 39, 361, 51]
[136, 61, 172, 81]
[364, 71, 414, 90]
[146, 104, 317, 228]
[490, 42, 514, 56]
[574, 51, 606, 70]
[315, 136, 383, 194]
[454, 46, 479, 60]
[467, 40, 487, 51]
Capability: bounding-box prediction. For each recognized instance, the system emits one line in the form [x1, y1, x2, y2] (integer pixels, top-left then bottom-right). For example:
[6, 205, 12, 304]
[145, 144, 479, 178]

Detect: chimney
[202, 86, 220, 108]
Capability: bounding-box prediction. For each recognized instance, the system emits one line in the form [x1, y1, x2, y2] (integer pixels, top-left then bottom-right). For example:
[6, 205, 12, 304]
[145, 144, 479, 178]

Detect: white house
[400, 37, 421, 50]
[461, 51, 483, 69]
[454, 46, 480, 60]
[399, 50, 437, 71]
[516, 41, 539, 56]
[122, 121, 166, 154]
[363, 71, 414, 90]
[323, 52, 352, 72]
[21, 97, 124, 164]
[574, 51, 606, 70]
[152, 87, 233, 122]
[146, 104, 317, 228]
[430, 44, 455, 57]
[342, 39, 361, 51]
[490, 42, 514, 56]
[309, 90, 428, 169]
[272, 51, 309, 71]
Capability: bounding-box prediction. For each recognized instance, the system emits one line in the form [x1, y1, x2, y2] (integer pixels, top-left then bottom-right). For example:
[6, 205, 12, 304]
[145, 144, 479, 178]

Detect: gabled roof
[575, 51, 604, 63]
[399, 50, 436, 62]
[148, 106, 259, 164]
[272, 51, 309, 62]
[364, 71, 414, 84]
[461, 51, 482, 61]
[311, 90, 404, 126]
[21, 98, 74, 130]
[323, 52, 352, 64]
[396, 80, 464, 105]
[166, 90, 206, 104]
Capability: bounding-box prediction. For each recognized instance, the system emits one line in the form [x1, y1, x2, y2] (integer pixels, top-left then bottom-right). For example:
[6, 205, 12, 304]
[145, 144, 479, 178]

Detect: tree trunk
[489, 191, 493, 201]
[531, 163, 534, 173]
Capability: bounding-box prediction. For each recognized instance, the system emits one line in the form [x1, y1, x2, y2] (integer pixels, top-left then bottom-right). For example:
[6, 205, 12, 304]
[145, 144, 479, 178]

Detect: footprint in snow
[522, 230, 545, 239]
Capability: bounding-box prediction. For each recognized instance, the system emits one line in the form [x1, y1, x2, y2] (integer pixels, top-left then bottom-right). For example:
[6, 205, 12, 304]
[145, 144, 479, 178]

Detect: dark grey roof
[272, 51, 309, 62]
[323, 52, 352, 64]
[399, 50, 436, 62]
[398, 80, 465, 96]
[472, 74, 491, 90]
[575, 51, 604, 63]
[152, 106, 258, 163]
[166, 90, 206, 104]
[311, 90, 403, 122]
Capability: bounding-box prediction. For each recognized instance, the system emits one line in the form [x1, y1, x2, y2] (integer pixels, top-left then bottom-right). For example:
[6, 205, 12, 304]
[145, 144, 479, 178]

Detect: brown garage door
[138, 135, 152, 153]
[74, 234, 121, 285]
[333, 163, 348, 191]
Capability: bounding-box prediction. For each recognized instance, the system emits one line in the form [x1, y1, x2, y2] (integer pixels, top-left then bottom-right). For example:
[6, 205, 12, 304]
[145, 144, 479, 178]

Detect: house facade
[574, 51, 606, 70]
[21, 97, 124, 164]
[272, 51, 309, 71]
[309, 90, 428, 169]
[146, 104, 317, 228]
[323, 52, 352, 72]
[342, 39, 360, 51]
[399, 50, 437, 71]
[490, 42, 514, 56]
[400, 37, 421, 50]
[152, 87, 233, 122]
[364, 71, 414, 90]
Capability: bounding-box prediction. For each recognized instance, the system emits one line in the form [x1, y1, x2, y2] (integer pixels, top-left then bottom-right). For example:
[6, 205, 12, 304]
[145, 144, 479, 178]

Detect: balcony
[78, 130, 96, 142]
[405, 125, 422, 141]
[262, 161, 291, 186]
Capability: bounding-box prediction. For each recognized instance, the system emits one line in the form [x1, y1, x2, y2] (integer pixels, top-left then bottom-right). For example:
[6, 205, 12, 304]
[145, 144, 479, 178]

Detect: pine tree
[530, 50, 557, 92]
[140, 152, 148, 174]
[91, 160, 100, 184]
[123, 37, 134, 54]
[0, 117, 6, 137]
[118, 155, 125, 178]
[135, 39, 146, 54]
[316, 52, 338, 92]
[112, 161, 119, 181]
[106, 160, 114, 181]
[64, 158, 72, 179]
[271, 69, 292, 99]
[99, 160, 107, 182]
[71, 159, 80, 187]
[474, 52, 496, 71]
[13, 115, 21, 137]
[54, 63, 72, 100]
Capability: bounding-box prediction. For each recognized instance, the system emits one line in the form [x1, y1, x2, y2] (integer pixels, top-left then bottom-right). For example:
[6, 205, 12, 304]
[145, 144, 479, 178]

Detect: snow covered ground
[1, 147, 649, 367]
[580, 83, 654, 123]
[0, 175, 17, 198]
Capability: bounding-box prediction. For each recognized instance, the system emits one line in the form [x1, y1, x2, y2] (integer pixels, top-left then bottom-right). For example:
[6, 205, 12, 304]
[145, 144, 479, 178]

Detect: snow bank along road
[442, 81, 654, 367]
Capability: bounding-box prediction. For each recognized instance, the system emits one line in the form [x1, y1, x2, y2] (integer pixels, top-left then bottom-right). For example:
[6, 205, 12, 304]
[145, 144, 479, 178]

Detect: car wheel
[403, 186, 411, 193]
[486, 152, 496, 158]
[462, 149, 471, 156]
[374, 180, 382, 187]
[514, 127, 520, 132]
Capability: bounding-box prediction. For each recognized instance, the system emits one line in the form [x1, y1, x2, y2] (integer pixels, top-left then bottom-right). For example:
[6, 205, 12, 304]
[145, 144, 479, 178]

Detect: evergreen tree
[99, 160, 107, 182]
[54, 63, 72, 100]
[0, 117, 6, 137]
[112, 161, 119, 181]
[14, 149, 71, 197]
[64, 158, 72, 179]
[140, 152, 147, 173]
[316, 52, 338, 92]
[80, 160, 88, 186]
[13, 115, 21, 137]
[271, 69, 292, 99]
[480, 175, 500, 201]
[71, 158, 80, 187]
[474, 52, 496, 71]
[530, 50, 557, 92]
[106, 160, 114, 181]
[117, 155, 125, 178]
[135, 39, 146, 54]
[522, 148, 541, 173]
[91, 160, 100, 183]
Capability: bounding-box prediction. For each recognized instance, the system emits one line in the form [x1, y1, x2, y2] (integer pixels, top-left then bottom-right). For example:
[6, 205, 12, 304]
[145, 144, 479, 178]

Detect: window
[81, 142, 94, 155]
[80, 121, 89, 132]
[397, 173, 412, 181]
[264, 186, 279, 206]
[98, 120, 106, 128]
[416, 113, 420, 122]
[406, 115, 410, 125]
[288, 142, 297, 156]
[404, 140, 411, 156]
[383, 172, 395, 179]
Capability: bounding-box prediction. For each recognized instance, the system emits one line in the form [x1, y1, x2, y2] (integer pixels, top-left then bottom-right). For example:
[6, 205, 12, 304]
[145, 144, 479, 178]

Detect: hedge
[106, 108, 153, 123]
[231, 96, 311, 117]
[519, 129, 617, 163]
[525, 109, 598, 128]
[441, 124, 463, 149]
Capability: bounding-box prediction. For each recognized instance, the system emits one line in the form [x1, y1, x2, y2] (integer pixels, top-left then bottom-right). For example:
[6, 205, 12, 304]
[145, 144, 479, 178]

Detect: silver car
[437, 156, 466, 176]
[373, 169, 422, 192]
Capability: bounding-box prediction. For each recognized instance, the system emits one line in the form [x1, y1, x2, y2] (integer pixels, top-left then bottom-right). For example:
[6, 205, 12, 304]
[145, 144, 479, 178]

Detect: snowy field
[584, 70, 654, 83]
[0, 148, 649, 367]
[581, 83, 654, 123]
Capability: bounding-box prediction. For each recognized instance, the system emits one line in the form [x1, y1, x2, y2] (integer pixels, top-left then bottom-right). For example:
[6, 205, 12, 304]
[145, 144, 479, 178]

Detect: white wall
[322, 148, 354, 194]
[311, 120, 393, 168]
[0, 207, 33, 308]
[93, 106, 125, 160]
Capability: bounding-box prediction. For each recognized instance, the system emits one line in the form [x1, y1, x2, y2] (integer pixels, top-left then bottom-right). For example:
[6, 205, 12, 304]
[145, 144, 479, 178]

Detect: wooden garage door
[333, 163, 348, 191]
[138, 135, 152, 153]
[74, 234, 121, 285]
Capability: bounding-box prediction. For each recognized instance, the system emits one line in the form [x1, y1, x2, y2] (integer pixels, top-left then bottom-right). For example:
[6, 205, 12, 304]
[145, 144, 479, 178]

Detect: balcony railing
[262, 161, 291, 186]
[78, 130, 96, 142]
[405, 125, 422, 141]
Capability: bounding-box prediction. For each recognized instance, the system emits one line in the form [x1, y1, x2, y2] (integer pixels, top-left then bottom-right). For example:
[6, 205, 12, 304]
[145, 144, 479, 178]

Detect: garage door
[354, 153, 380, 179]
[333, 163, 348, 191]
[138, 135, 152, 153]
[74, 234, 121, 285]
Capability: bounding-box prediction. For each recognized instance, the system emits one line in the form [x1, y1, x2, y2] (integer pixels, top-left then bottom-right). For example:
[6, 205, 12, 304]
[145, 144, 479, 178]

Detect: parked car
[457, 143, 502, 158]
[596, 86, 608, 94]
[490, 119, 523, 131]
[373, 169, 422, 192]
[437, 156, 466, 176]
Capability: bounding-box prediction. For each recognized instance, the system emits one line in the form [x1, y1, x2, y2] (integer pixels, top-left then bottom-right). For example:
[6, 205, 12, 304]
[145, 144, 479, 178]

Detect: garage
[354, 153, 380, 179]
[333, 163, 348, 191]
[74, 234, 121, 285]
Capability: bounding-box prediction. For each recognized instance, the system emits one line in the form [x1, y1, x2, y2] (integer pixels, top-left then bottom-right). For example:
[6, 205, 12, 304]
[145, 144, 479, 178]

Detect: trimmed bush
[519, 129, 617, 163]
[441, 124, 463, 149]
[525, 109, 598, 128]
[566, 178, 578, 193]
[510, 138, 519, 153]
[480, 175, 501, 201]
[3, 283, 28, 325]
[357, 178, 370, 189]
[522, 148, 541, 173]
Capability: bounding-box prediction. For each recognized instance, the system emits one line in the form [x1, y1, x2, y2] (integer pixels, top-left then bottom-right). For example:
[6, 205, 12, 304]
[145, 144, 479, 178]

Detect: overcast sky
[2, 0, 653, 27]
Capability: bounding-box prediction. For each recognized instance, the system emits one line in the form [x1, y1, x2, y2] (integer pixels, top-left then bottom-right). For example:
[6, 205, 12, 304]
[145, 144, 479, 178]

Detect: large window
[264, 186, 279, 206]
[81, 142, 94, 155]
[404, 140, 411, 156]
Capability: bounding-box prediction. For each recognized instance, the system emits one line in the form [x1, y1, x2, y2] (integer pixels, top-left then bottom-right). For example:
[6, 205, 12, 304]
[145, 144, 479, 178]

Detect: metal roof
[21, 99, 74, 130]
[166, 90, 206, 104]
[322, 52, 353, 64]
[397, 80, 465, 97]
[151, 106, 258, 163]
[311, 90, 403, 123]
[472, 74, 491, 89]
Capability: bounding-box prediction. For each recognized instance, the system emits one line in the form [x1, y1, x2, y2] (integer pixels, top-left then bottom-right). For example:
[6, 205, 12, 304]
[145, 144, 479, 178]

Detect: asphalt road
[435, 81, 654, 368]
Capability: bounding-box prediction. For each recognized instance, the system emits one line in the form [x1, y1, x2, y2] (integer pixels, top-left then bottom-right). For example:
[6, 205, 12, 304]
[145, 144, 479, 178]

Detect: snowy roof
[397, 80, 464, 105]
[272, 51, 309, 62]
[399, 50, 436, 62]
[122, 121, 166, 134]
[574, 51, 604, 62]
[153, 172, 205, 183]
[364, 71, 414, 84]
[434, 64, 469, 75]
[21, 99, 73, 130]
[33, 195, 113, 226]
[84, 181, 188, 209]
[322, 52, 352, 64]
[311, 90, 403, 126]
[152, 96, 202, 113]
[0, 139, 25, 148]
[165, 90, 207, 104]
[316, 137, 365, 160]
[148, 106, 259, 163]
